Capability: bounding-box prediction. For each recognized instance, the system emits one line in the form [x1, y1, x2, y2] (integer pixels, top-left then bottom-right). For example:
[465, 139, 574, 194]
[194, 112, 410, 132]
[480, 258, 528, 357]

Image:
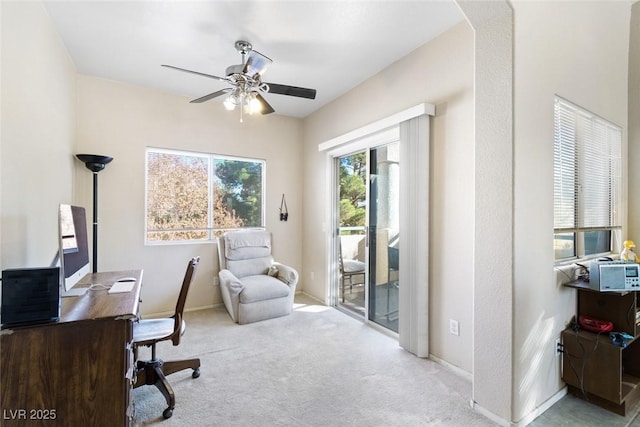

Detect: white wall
[455, 1, 514, 421]
[512, 1, 630, 422]
[1, 1, 77, 269]
[75, 76, 304, 315]
[302, 22, 475, 372]
[629, 2, 640, 239]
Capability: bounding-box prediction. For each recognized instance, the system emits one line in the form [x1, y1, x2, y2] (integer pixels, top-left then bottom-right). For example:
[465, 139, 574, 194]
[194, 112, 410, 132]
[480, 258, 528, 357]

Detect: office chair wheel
[192, 368, 200, 378]
[163, 407, 173, 419]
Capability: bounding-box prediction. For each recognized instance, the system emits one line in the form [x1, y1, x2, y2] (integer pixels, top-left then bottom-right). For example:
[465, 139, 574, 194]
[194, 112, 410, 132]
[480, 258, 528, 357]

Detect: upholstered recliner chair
[217, 229, 298, 324]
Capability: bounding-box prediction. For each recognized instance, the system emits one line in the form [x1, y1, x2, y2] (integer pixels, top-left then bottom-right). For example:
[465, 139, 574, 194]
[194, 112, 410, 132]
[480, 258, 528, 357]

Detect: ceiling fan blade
[243, 50, 272, 78]
[265, 83, 317, 100]
[161, 64, 227, 82]
[256, 93, 275, 115]
[190, 88, 232, 104]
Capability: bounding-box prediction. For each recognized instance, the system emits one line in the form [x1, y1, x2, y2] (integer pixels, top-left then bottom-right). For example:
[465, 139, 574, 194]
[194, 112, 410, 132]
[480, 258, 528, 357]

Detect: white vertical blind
[553, 97, 622, 232]
[398, 114, 430, 357]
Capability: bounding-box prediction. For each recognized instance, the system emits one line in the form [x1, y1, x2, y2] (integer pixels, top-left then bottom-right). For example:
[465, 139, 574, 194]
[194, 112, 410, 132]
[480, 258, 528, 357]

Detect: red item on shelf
[579, 315, 614, 333]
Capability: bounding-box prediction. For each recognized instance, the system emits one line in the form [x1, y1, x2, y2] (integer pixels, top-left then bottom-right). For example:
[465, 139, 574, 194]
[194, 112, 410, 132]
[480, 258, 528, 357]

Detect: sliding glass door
[325, 108, 431, 353]
[337, 151, 367, 317]
[335, 141, 400, 333]
[368, 142, 400, 332]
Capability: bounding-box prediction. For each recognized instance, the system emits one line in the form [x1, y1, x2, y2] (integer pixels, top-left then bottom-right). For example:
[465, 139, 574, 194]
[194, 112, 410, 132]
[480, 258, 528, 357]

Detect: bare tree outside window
[146, 148, 264, 243]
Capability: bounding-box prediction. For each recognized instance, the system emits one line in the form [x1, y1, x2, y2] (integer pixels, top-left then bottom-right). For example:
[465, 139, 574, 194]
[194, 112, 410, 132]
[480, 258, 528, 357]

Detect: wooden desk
[1, 270, 142, 426]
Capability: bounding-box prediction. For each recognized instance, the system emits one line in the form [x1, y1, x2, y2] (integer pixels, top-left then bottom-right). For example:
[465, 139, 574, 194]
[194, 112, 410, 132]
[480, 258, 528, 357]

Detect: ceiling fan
[162, 40, 317, 120]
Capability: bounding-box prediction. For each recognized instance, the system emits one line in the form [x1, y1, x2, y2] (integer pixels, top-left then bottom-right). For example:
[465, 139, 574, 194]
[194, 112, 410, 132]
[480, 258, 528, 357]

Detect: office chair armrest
[272, 263, 299, 287]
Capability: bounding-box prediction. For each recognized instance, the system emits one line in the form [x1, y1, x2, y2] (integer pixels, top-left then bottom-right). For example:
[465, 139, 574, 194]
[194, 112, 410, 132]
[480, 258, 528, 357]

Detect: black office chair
[133, 256, 201, 419]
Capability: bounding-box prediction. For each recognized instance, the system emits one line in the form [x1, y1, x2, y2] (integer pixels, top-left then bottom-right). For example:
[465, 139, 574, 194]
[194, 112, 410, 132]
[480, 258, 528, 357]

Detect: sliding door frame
[320, 103, 434, 353]
[328, 131, 398, 318]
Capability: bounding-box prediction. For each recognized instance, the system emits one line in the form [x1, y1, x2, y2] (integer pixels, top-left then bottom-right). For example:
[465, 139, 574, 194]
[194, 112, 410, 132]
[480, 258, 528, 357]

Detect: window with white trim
[553, 96, 622, 261]
[145, 148, 265, 243]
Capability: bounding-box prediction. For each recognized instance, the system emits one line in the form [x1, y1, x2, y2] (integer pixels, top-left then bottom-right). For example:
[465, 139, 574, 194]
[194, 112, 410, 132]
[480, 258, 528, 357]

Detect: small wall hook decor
[279, 194, 288, 221]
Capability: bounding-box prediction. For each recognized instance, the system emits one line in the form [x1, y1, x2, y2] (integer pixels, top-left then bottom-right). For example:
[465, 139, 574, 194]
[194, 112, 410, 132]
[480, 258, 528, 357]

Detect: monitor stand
[61, 287, 88, 298]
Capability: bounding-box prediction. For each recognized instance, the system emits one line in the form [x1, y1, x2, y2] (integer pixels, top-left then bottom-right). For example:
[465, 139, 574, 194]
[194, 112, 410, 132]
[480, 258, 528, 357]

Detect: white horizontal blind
[553, 101, 577, 230]
[553, 97, 622, 233]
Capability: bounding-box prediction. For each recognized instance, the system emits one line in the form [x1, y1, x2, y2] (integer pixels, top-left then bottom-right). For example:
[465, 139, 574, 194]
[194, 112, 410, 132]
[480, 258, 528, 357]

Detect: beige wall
[302, 22, 475, 373]
[2, 1, 637, 425]
[0, 0, 304, 316]
[301, 1, 633, 422]
[512, 1, 630, 422]
[75, 76, 304, 315]
[1, 1, 77, 268]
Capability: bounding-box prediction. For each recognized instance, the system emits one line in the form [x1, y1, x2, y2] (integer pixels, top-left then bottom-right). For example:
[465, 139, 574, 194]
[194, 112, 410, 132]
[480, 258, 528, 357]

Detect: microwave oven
[588, 260, 640, 292]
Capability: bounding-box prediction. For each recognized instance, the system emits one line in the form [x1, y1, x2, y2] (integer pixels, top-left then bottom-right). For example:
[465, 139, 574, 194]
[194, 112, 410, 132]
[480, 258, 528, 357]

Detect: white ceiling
[43, 1, 464, 118]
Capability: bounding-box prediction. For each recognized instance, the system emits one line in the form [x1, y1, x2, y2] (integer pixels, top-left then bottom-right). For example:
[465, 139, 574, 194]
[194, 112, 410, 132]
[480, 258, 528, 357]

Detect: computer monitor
[58, 204, 90, 293]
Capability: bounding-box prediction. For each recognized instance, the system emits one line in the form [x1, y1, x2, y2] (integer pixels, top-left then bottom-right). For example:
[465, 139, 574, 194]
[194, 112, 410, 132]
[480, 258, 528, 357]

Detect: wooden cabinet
[562, 283, 640, 415]
[1, 270, 141, 427]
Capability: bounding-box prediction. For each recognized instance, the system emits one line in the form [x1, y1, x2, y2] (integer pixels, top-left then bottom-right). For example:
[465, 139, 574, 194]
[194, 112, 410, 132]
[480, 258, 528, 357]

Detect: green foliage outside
[340, 153, 366, 233]
[214, 159, 262, 228]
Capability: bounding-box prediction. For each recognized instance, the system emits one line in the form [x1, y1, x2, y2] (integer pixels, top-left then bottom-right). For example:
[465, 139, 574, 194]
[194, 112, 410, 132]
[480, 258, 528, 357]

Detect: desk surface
[60, 269, 143, 323]
[564, 279, 635, 295]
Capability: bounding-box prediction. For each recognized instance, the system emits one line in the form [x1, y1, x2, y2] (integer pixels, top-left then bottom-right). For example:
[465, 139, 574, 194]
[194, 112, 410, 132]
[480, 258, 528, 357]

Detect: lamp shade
[76, 154, 113, 172]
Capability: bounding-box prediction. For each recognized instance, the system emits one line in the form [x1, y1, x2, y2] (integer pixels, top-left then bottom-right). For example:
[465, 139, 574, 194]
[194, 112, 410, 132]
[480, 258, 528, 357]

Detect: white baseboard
[512, 387, 567, 426]
[143, 303, 217, 319]
[428, 353, 473, 382]
[430, 352, 566, 427]
[299, 291, 327, 305]
[470, 400, 511, 427]
[469, 386, 567, 427]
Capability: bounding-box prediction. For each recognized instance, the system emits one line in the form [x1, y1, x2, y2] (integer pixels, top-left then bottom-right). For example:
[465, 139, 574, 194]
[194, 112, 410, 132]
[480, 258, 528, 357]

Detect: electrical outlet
[213, 277, 219, 286]
[555, 338, 562, 357]
[449, 319, 460, 336]
[310, 271, 315, 281]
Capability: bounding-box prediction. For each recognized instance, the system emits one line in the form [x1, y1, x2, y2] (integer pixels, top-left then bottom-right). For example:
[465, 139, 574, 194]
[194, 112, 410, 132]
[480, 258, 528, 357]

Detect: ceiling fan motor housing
[234, 40, 252, 54]
[226, 64, 244, 77]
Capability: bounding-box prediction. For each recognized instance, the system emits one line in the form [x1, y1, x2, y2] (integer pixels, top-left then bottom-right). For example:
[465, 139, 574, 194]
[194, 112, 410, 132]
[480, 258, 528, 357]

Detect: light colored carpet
[132, 294, 496, 426]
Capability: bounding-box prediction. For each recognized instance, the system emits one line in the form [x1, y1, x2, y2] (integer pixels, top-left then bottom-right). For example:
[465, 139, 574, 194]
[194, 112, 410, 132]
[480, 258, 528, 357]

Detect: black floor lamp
[76, 154, 113, 273]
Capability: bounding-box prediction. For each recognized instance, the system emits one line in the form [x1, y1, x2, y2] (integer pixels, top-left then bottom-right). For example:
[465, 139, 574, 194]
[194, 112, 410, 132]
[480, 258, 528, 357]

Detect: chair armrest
[218, 269, 244, 323]
[273, 263, 299, 287]
[219, 269, 244, 293]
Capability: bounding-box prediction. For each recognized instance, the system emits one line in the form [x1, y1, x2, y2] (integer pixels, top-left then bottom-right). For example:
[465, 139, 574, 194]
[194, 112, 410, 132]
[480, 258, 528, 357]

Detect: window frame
[145, 147, 266, 245]
[553, 96, 622, 263]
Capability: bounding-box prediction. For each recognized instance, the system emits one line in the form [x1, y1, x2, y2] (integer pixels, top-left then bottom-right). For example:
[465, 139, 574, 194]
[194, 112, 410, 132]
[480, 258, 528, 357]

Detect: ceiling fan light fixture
[225, 90, 262, 117]
[223, 95, 236, 111]
[248, 93, 262, 114]
[224, 89, 243, 110]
